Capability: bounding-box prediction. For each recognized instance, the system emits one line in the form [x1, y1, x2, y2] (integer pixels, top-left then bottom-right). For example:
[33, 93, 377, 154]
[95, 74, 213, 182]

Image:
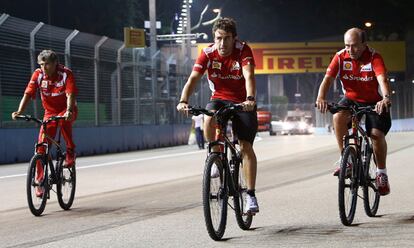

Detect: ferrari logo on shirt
[230, 61, 240, 71]
[41, 80, 48, 88]
[343, 61, 353, 71]
[212, 61, 221, 70]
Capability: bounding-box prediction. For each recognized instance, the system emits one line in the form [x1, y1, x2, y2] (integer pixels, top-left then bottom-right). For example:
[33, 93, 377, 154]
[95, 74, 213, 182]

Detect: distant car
[281, 116, 314, 135]
[270, 116, 283, 136]
[257, 110, 271, 132]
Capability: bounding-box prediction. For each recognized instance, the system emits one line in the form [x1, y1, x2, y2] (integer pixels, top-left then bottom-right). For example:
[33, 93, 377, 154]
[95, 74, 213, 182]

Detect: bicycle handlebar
[319, 103, 375, 115]
[188, 103, 244, 118]
[15, 115, 66, 125]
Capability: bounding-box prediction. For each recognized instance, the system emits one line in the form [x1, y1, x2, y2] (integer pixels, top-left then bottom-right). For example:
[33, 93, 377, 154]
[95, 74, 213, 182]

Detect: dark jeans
[195, 127, 205, 149]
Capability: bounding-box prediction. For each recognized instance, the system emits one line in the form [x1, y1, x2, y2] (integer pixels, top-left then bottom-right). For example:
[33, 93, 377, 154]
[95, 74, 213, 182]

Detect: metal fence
[1, 14, 413, 130]
[0, 13, 213, 128]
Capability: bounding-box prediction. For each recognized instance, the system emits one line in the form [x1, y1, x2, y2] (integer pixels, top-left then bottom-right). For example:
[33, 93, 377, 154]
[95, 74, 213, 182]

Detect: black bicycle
[327, 103, 380, 226]
[15, 115, 76, 216]
[189, 104, 253, 241]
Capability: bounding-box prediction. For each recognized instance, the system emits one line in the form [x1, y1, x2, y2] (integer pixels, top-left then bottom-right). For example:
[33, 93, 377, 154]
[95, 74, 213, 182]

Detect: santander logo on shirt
[342, 74, 374, 82]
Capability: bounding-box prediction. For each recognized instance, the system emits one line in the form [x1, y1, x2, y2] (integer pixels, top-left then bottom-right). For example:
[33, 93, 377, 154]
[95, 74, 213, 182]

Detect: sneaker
[376, 173, 390, 196]
[210, 164, 220, 178]
[64, 150, 76, 168]
[35, 186, 44, 198]
[333, 160, 352, 177]
[245, 194, 259, 215]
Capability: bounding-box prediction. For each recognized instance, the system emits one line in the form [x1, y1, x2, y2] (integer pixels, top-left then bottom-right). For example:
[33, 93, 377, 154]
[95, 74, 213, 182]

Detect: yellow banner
[124, 27, 146, 48]
[197, 42, 405, 74]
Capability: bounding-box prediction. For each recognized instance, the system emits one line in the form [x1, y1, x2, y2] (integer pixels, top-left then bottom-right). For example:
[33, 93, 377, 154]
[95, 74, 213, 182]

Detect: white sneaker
[245, 194, 259, 214]
[210, 164, 220, 178]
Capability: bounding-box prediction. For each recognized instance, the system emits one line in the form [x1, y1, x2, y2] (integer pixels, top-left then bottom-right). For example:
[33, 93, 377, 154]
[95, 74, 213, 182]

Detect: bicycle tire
[202, 153, 228, 241]
[26, 154, 48, 216]
[338, 146, 358, 226]
[57, 155, 76, 210]
[233, 160, 253, 230]
[363, 148, 380, 217]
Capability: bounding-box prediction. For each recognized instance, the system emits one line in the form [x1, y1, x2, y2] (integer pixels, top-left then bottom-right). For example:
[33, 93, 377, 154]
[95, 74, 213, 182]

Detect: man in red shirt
[12, 50, 78, 196]
[177, 18, 259, 214]
[316, 28, 391, 195]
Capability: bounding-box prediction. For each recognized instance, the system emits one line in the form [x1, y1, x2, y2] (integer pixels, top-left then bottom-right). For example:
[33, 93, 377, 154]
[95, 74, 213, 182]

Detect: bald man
[316, 27, 392, 195]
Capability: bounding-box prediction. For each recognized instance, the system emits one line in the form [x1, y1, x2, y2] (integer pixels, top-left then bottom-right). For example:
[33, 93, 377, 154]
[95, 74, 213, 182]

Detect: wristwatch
[246, 96, 255, 101]
[383, 95, 391, 100]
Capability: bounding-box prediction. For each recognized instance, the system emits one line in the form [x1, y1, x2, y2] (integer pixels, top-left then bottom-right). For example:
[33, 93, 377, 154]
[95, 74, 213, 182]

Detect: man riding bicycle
[316, 28, 392, 196]
[176, 17, 259, 214]
[12, 49, 78, 196]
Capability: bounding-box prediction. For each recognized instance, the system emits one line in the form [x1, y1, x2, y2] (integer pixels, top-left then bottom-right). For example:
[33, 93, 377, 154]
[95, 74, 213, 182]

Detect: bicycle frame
[30, 117, 66, 193]
[208, 119, 241, 197]
[342, 105, 374, 184]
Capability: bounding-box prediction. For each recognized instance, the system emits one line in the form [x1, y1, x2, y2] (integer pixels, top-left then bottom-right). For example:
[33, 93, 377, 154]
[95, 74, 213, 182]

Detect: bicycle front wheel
[233, 160, 253, 230]
[57, 156, 76, 210]
[338, 146, 358, 226]
[26, 154, 48, 216]
[202, 153, 228, 241]
[363, 150, 380, 217]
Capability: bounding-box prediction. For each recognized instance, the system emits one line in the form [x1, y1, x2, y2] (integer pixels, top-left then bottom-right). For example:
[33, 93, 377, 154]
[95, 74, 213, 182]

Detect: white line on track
[0, 150, 204, 180]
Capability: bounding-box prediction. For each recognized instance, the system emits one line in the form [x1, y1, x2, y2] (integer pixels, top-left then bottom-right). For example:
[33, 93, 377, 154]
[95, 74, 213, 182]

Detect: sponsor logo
[343, 61, 353, 71]
[51, 92, 65, 97]
[342, 74, 373, 82]
[56, 80, 65, 87]
[209, 72, 243, 80]
[230, 61, 241, 71]
[360, 63, 372, 72]
[212, 61, 221, 70]
[41, 80, 48, 88]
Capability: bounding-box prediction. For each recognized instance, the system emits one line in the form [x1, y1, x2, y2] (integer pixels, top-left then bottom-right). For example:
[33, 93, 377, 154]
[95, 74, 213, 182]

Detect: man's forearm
[317, 76, 334, 100]
[66, 93, 75, 111]
[245, 75, 256, 98]
[17, 94, 31, 113]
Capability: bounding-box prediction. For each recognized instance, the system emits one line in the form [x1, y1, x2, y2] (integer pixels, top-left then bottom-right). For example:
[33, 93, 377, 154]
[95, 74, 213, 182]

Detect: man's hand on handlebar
[176, 102, 190, 116]
[11, 111, 22, 120]
[241, 100, 255, 112]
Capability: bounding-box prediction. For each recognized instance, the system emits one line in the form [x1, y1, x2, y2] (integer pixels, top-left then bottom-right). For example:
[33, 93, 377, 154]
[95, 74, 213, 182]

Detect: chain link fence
[0, 14, 213, 128]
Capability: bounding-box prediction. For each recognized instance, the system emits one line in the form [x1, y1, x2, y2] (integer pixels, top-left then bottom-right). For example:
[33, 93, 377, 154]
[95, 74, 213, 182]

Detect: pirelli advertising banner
[197, 41, 405, 74]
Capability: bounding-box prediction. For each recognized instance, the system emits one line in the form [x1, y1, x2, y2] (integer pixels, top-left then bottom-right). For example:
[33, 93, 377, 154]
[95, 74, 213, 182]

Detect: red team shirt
[193, 40, 255, 103]
[326, 47, 387, 103]
[25, 64, 78, 115]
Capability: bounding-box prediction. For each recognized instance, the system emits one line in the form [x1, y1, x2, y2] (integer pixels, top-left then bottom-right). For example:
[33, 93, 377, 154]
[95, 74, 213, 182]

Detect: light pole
[149, 0, 158, 124]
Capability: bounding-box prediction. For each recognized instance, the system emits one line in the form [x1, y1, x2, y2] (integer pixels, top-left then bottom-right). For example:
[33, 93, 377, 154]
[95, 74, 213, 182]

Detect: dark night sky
[1, 0, 412, 42]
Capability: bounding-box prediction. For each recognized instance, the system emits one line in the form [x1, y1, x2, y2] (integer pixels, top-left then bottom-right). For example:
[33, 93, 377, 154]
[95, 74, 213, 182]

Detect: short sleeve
[325, 54, 340, 78]
[372, 53, 387, 76]
[241, 45, 255, 67]
[24, 70, 40, 99]
[193, 50, 209, 74]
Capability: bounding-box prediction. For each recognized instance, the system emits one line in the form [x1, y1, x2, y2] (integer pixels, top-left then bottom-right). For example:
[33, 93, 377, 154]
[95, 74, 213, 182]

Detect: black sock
[247, 190, 256, 197]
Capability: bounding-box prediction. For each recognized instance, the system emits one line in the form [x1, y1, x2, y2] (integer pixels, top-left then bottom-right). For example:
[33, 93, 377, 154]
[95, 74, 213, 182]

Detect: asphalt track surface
[1, 132, 414, 247]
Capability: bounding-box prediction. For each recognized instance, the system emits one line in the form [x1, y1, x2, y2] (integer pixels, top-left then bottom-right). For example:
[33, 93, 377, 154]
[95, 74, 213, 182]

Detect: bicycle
[188, 104, 253, 241]
[326, 103, 380, 226]
[15, 115, 76, 216]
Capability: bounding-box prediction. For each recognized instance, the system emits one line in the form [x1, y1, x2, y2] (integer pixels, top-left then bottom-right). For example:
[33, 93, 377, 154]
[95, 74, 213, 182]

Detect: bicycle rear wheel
[202, 153, 228, 241]
[363, 149, 380, 217]
[26, 154, 48, 216]
[57, 155, 76, 210]
[338, 146, 358, 226]
[233, 160, 253, 230]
